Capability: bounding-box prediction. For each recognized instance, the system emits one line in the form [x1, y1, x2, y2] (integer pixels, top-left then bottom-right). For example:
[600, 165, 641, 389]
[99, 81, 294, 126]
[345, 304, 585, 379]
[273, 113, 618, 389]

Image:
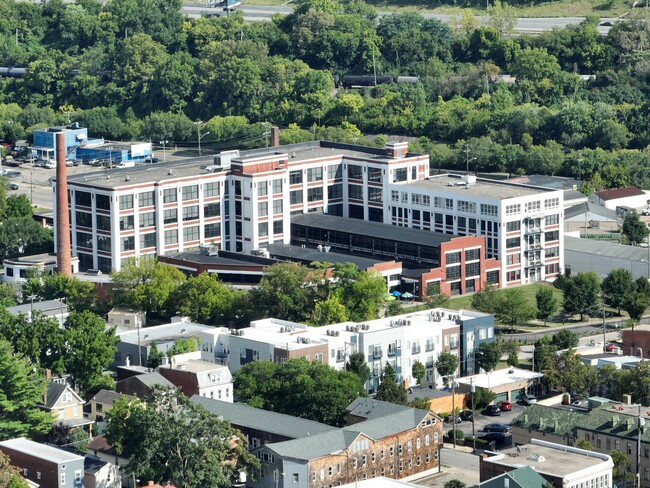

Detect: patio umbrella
[402, 292, 414, 299]
[391, 290, 402, 297]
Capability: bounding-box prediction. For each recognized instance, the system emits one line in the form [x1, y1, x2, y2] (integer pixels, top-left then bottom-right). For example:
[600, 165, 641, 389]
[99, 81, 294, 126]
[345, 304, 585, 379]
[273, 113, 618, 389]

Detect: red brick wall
[622, 329, 650, 358]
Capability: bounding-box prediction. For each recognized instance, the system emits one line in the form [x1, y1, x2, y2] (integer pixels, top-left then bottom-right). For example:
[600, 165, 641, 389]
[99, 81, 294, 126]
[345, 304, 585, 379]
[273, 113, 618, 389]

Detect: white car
[522, 395, 537, 406]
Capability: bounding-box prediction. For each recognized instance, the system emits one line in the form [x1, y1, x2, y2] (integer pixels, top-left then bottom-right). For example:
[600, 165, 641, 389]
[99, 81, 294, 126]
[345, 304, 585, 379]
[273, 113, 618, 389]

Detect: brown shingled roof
[595, 186, 645, 201]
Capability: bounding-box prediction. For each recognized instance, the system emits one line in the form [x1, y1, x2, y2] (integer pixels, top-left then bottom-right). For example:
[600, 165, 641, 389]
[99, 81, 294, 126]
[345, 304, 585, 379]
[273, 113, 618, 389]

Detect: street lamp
[195, 122, 211, 157]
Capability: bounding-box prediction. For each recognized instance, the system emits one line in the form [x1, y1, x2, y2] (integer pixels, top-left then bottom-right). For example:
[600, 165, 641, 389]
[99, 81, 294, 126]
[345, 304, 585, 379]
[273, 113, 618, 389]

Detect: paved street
[413, 448, 480, 487]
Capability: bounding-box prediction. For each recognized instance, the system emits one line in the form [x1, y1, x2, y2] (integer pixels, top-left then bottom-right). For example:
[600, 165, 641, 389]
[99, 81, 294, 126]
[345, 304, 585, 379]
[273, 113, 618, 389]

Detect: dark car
[478, 432, 506, 444]
[483, 405, 501, 416]
[8, 183, 18, 190]
[459, 409, 474, 421]
[484, 423, 512, 433]
[497, 401, 512, 411]
[444, 414, 462, 424]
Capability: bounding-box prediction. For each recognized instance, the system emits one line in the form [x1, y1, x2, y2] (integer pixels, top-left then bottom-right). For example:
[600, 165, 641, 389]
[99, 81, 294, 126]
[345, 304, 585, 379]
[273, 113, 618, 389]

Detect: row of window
[120, 224, 221, 251]
[289, 165, 343, 185]
[116, 184, 221, 210]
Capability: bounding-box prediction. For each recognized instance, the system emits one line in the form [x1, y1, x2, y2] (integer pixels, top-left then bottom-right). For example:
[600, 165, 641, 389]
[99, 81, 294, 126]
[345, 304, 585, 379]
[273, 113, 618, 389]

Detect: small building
[455, 367, 543, 403]
[39, 382, 87, 426]
[30, 125, 96, 162]
[563, 201, 620, 237]
[86, 436, 132, 487]
[479, 439, 613, 488]
[589, 186, 648, 211]
[76, 141, 153, 164]
[2, 253, 79, 283]
[84, 455, 121, 488]
[479, 465, 548, 488]
[107, 308, 146, 332]
[6, 298, 69, 327]
[564, 236, 650, 280]
[191, 395, 338, 448]
[87, 389, 133, 422]
[115, 372, 175, 398]
[622, 323, 650, 359]
[158, 360, 233, 401]
[0, 437, 85, 488]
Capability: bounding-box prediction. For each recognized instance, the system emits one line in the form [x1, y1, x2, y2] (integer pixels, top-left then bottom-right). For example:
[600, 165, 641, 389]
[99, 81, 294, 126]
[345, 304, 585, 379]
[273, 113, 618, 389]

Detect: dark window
[96, 194, 110, 210]
[465, 262, 480, 277]
[290, 170, 303, 185]
[308, 188, 323, 202]
[486, 270, 499, 285]
[76, 211, 92, 228]
[205, 223, 220, 238]
[349, 184, 363, 200]
[506, 237, 521, 249]
[545, 230, 559, 242]
[139, 191, 155, 207]
[140, 233, 156, 249]
[506, 221, 520, 232]
[97, 236, 111, 252]
[97, 214, 111, 231]
[349, 204, 364, 220]
[183, 206, 199, 221]
[393, 168, 407, 182]
[75, 191, 91, 207]
[164, 209, 177, 224]
[446, 252, 461, 264]
[348, 165, 363, 180]
[368, 167, 382, 182]
[328, 184, 343, 200]
[446, 265, 461, 280]
[368, 187, 382, 203]
[120, 215, 134, 230]
[205, 203, 220, 218]
[273, 221, 283, 235]
[121, 236, 135, 251]
[290, 190, 303, 205]
[465, 248, 480, 261]
[307, 168, 323, 182]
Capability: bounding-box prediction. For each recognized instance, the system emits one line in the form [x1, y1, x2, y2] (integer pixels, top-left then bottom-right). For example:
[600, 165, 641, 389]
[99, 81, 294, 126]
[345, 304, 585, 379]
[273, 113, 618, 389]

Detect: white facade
[389, 175, 564, 287]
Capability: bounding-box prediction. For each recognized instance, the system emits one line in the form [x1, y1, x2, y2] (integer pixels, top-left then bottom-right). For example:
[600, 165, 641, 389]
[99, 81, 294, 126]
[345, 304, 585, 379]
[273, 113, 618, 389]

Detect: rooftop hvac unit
[305, 338, 311, 344]
[297, 337, 302, 343]
[390, 320, 395, 326]
[280, 327, 285, 333]
[406, 320, 411, 325]
[335, 331, 340, 337]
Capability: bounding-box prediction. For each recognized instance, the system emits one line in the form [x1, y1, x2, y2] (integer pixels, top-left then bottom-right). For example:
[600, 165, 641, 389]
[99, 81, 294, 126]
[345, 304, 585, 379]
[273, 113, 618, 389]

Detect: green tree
[105, 388, 259, 488]
[562, 272, 602, 321]
[0, 218, 53, 261]
[624, 291, 650, 323]
[576, 438, 594, 450]
[345, 351, 370, 386]
[602, 268, 635, 314]
[551, 329, 579, 350]
[0, 450, 28, 488]
[412, 361, 426, 386]
[444, 480, 466, 488]
[0, 339, 52, 440]
[500, 341, 520, 367]
[3, 195, 32, 219]
[611, 449, 631, 483]
[470, 283, 499, 313]
[234, 358, 364, 426]
[172, 273, 236, 325]
[622, 212, 649, 245]
[146, 342, 164, 369]
[493, 288, 536, 330]
[250, 262, 313, 322]
[535, 286, 558, 325]
[24, 273, 97, 311]
[636, 276, 650, 297]
[375, 363, 407, 405]
[436, 352, 458, 381]
[477, 341, 501, 374]
[311, 296, 349, 325]
[554, 349, 598, 395]
[64, 311, 118, 394]
[533, 336, 558, 374]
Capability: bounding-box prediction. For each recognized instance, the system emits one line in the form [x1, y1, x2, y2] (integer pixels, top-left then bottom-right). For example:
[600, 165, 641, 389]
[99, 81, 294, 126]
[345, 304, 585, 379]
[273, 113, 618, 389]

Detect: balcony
[373, 349, 383, 359]
[450, 341, 458, 350]
[525, 227, 542, 235]
[387, 349, 396, 357]
[425, 343, 434, 352]
[336, 354, 345, 363]
[411, 346, 421, 355]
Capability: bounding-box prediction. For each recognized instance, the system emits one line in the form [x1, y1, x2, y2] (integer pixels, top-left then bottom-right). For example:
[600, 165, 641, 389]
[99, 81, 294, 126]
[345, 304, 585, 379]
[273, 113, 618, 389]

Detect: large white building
[58, 141, 562, 288]
[199, 308, 494, 391]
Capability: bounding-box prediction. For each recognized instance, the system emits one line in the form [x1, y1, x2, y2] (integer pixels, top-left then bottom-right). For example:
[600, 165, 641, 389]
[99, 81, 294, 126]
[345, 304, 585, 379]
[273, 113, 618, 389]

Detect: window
[328, 184, 343, 200]
[393, 168, 407, 182]
[75, 191, 91, 207]
[204, 182, 219, 197]
[398, 444, 403, 455]
[506, 221, 520, 232]
[391, 190, 400, 202]
[163, 208, 177, 224]
[76, 211, 92, 228]
[506, 254, 519, 265]
[292, 474, 299, 483]
[407, 440, 412, 452]
[481, 204, 498, 216]
[259, 222, 268, 237]
[389, 447, 394, 457]
[546, 246, 560, 258]
[183, 226, 199, 242]
[362, 455, 367, 466]
[75, 470, 82, 482]
[545, 230, 559, 242]
[348, 165, 363, 180]
[446, 251, 461, 264]
[545, 197, 560, 209]
[507, 270, 521, 282]
[290, 170, 303, 184]
[272, 179, 283, 194]
[290, 190, 303, 205]
[465, 248, 480, 261]
[119, 194, 134, 210]
[205, 203, 220, 218]
[506, 237, 521, 249]
[60, 474, 66, 485]
[273, 200, 283, 215]
[164, 229, 178, 245]
[258, 181, 268, 196]
[446, 265, 461, 280]
[139, 191, 154, 207]
[308, 187, 323, 202]
[371, 452, 376, 462]
[308, 167, 323, 182]
[425, 435, 430, 446]
[368, 187, 382, 203]
[458, 200, 476, 213]
[163, 188, 177, 203]
[505, 204, 520, 216]
[273, 221, 283, 235]
[328, 164, 342, 180]
[205, 223, 220, 238]
[182, 185, 199, 201]
[140, 233, 156, 249]
[121, 236, 135, 251]
[546, 214, 559, 225]
[97, 214, 111, 231]
[183, 205, 199, 222]
[349, 184, 363, 200]
[140, 211, 155, 228]
[466, 262, 480, 277]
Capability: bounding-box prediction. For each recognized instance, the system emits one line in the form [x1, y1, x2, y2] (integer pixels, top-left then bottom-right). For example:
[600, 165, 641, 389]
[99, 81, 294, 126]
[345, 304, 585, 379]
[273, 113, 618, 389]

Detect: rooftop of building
[3, 252, 57, 265]
[191, 396, 338, 439]
[479, 465, 548, 488]
[116, 318, 212, 346]
[290, 213, 455, 248]
[564, 236, 650, 262]
[42, 381, 81, 409]
[161, 249, 278, 268]
[346, 397, 426, 421]
[171, 360, 230, 374]
[406, 174, 555, 200]
[84, 455, 109, 474]
[339, 478, 419, 488]
[564, 201, 619, 221]
[117, 371, 175, 389]
[66, 141, 422, 190]
[6, 299, 68, 317]
[264, 243, 399, 271]
[564, 189, 588, 202]
[89, 389, 132, 405]
[0, 437, 83, 463]
[455, 367, 543, 389]
[596, 355, 644, 366]
[505, 174, 582, 191]
[484, 440, 611, 477]
[594, 186, 646, 201]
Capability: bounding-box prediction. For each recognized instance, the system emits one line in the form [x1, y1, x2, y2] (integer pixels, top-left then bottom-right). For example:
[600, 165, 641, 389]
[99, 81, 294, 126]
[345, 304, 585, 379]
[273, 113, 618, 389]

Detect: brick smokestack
[56, 132, 72, 277]
[271, 127, 280, 147]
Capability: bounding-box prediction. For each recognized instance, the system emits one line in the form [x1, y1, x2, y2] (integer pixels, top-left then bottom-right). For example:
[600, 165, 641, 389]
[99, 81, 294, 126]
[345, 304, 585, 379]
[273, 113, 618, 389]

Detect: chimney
[271, 127, 280, 147]
[55, 132, 72, 277]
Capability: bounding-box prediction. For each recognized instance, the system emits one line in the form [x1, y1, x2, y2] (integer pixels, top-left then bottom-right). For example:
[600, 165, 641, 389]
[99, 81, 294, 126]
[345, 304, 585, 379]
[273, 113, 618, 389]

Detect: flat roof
[4, 252, 57, 265]
[0, 438, 83, 464]
[66, 141, 421, 190]
[173, 360, 229, 373]
[564, 236, 650, 261]
[116, 320, 213, 346]
[163, 250, 277, 268]
[6, 299, 67, 316]
[456, 367, 543, 389]
[485, 441, 610, 477]
[263, 243, 397, 270]
[406, 174, 553, 200]
[291, 213, 454, 248]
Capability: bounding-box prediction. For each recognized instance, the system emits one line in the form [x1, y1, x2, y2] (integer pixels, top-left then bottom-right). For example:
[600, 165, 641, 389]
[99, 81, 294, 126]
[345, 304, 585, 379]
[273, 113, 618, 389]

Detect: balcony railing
[411, 346, 421, 355]
[373, 349, 383, 359]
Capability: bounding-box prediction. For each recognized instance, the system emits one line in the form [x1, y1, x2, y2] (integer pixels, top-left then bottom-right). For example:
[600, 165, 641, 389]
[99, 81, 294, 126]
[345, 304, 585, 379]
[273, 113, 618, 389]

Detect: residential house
[158, 360, 233, 401]
[84, 455, 121, 488]
[39, 381, 93, 431]
[0, 437, 85, 488]
[480, 439, 613, 488]
[115, 372, 175, 398]
[88, 390, 133, 423]
[107, 308, 146, 333]
[6, 298, 69, 327]
[479, 465, 548, 488]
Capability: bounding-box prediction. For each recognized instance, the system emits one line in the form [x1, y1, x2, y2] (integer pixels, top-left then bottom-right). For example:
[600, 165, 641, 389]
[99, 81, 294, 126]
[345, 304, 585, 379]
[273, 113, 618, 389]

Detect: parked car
[497, 401, 512, 411]
[484, 423, 512, 433]
[483, 405, 501, 416]
[571, 399, 589, 408]
[143, 157, 160, 164]
[8, 183, 18, 190]
[459, 409, 474, 421]
[444, 414, 462, 424]
[522, 395, 537, 406]
[605, 343, 615, 352]
[477, 432, 506, 444]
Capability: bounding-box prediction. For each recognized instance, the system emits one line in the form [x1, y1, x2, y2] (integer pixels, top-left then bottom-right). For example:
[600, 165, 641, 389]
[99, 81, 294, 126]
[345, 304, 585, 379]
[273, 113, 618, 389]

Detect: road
[182, 2, 615, 34]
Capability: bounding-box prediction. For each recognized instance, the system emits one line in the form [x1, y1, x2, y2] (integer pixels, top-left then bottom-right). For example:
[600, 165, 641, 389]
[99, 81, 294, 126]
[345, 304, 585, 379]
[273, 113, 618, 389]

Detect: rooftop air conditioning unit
[335, 331, 340, 336]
